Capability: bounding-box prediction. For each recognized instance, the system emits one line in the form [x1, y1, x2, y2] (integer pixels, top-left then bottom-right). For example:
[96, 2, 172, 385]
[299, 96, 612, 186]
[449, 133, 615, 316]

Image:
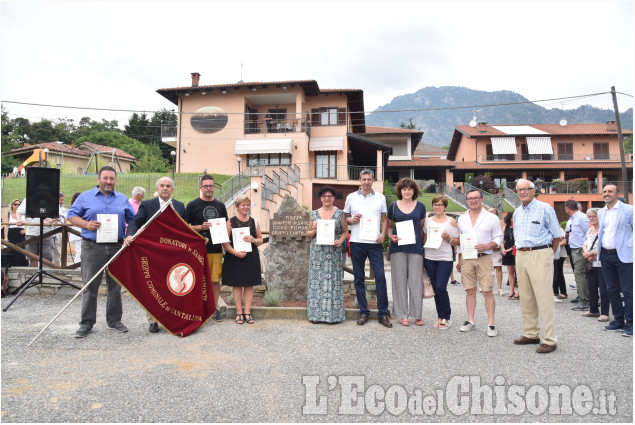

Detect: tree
[625, 136, 633, 154]
[124, 112, 152, 143]
[400, 117, 420, 130]
[150, 109, 178, 159]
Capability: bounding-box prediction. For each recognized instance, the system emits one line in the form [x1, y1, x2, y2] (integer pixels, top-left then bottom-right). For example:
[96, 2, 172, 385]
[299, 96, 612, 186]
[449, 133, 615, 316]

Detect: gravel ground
[1, 266, 632, 423]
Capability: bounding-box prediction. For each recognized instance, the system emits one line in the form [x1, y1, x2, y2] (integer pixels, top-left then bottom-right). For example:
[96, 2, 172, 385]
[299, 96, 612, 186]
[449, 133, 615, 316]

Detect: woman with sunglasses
[3, 199, 28, 266]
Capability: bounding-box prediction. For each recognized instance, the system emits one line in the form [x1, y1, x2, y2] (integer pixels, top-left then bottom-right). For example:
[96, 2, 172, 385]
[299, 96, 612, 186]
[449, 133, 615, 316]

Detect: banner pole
[28, 204, 174, 346]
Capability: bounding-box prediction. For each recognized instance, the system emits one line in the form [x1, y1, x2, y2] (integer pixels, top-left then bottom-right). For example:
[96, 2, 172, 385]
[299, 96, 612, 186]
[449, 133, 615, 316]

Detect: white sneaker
[460, 321, 476, 332]
[554, 296, 563, 303]
[487, 325, 498, 337]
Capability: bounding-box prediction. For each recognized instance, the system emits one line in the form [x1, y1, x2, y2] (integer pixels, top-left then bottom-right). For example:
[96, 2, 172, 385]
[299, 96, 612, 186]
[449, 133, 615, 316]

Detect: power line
[1, 90, 623, 117]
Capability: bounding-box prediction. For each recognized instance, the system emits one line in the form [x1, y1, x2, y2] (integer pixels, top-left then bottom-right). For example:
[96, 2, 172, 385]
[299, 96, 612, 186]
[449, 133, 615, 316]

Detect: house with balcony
[157, 73, 398, 217]
[445, 121, 633, 218]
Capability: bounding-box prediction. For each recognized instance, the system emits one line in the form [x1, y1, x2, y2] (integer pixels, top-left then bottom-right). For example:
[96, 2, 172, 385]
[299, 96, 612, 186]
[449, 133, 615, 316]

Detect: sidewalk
[2, 261, 630, 423]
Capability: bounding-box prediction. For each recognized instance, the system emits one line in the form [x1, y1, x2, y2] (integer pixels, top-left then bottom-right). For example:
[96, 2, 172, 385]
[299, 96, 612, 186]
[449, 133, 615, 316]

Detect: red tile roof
[79, 142, 136, 160]
[455, 123, 633, 137]
[414, 143, 448, 155]
[365, 126, 423, 134]
[388, 158, 454, 168]
[451, 161, 632, 170]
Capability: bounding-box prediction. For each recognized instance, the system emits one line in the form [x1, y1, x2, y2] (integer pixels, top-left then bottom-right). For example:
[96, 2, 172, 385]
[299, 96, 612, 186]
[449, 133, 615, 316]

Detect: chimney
[606, 121, 617, 131]
[71, 140, 75, 149]
[191, 72, 201, 87]
[478, 122, 488, 133]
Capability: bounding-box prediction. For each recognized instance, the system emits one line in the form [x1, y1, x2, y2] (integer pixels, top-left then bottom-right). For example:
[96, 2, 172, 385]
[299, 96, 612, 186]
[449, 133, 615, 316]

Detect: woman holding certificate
[386, 178, 427, 327]
[423, 195, 459, 330]
[307, 186, 348, 323]
[222, 195, 263, 325]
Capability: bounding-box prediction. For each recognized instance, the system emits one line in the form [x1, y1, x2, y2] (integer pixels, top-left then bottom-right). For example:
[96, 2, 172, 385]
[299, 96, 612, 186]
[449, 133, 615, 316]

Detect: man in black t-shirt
[184, 175, 228, 322]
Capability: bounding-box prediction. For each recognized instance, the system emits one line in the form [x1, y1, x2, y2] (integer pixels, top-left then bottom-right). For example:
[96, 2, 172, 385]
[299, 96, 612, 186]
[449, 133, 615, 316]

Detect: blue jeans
[350, 242, 388, 318]
[424, 259, 453, 320]
[600, 250, 633, 325]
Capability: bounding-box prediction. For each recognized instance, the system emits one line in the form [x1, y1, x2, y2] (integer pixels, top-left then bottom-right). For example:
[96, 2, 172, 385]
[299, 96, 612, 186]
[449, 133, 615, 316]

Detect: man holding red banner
[125, 176, 186, 334]
[111, 195, 216, 337]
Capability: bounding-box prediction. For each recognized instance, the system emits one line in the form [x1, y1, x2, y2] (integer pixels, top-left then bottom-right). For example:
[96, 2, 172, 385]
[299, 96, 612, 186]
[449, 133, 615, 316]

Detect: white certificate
[395, 220, 416, 246]
[460, 233, 478, 260]
[209, 218, 229, 244]
[424, 222, 444, 249]
[359, 215, 379, 241]
[96, 214, 118, 243]
[316, 219, 336, 245]
[232, 227, 252, 253]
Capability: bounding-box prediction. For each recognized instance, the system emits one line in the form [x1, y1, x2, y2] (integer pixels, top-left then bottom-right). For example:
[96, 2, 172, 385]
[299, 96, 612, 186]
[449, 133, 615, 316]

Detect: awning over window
[526, 137, 553, 155]
[490, 137, 517, 155]
[235, 138, 292, 155]
[309, 136, 344, 151]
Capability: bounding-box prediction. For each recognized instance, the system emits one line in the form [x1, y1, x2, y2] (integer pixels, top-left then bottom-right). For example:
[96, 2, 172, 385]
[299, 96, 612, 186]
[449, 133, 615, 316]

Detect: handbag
[422, 270, 435, 299]
[584, 234, 598, 274]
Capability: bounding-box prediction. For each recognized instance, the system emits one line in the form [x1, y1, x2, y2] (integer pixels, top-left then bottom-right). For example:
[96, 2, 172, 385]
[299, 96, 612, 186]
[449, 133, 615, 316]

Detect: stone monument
[264, 195, 310, 301]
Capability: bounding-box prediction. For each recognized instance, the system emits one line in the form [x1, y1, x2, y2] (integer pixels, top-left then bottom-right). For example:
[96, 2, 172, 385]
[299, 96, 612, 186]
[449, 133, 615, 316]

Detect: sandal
[236, 313, 244, 324]
[507, 294, 516, 299]
[437, 319, 450, 329]
[415, 319, 424, 326]
[498, 289, 504, 296]
[400, 318, 410, 327]
[244, 313, 255, 324]
[433, 319, 441, 328]
[511, 295, 519, 300]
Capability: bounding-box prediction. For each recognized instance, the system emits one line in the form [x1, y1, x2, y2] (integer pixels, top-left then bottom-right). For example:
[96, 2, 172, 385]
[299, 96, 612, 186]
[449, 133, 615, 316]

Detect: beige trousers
[515, 248, 557, 346]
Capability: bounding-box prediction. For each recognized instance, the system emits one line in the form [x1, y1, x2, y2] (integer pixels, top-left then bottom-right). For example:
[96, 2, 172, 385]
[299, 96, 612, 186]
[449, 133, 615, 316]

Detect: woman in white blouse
[423, 195, 459, 329]
[582, 208, 610, 321]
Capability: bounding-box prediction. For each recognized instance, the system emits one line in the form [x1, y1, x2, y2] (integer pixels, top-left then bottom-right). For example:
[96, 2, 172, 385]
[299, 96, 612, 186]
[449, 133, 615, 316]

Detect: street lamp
[54, 141, 64, 169]
[42, 148, 49, 167]
[237, 156, 242, 174]
[170, 150, 176, 180]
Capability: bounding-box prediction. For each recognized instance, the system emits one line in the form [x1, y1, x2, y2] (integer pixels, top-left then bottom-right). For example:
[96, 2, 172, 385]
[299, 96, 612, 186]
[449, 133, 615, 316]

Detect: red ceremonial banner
[107, 204, 216, 337]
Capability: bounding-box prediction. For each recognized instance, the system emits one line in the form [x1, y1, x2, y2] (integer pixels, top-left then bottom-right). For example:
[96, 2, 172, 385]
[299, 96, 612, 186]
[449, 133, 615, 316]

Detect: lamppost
[170, 150, 176, 180]
[237, 156, 242, 174]
[54, 141, 64, 170]
[42, 148, 49, 167]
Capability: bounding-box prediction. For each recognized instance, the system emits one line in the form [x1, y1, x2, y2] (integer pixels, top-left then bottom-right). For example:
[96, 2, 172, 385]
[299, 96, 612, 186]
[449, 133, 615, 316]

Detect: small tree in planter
[471, 175, 496, 192]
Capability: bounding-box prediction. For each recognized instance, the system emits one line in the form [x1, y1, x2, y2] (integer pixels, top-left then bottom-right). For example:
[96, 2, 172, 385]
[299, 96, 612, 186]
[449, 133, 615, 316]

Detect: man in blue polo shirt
[343, 169, 391, 328]
[67, 166, 135, 338]
[565, 199, 590, 311]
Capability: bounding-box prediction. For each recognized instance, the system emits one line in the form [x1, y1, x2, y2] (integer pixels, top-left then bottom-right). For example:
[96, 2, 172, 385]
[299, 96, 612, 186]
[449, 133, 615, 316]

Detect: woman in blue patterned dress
[307, 186, 348, 323]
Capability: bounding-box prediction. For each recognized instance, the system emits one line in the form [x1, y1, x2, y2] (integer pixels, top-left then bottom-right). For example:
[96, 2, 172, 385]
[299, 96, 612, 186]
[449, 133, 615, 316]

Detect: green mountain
[365, 86, 633, 147]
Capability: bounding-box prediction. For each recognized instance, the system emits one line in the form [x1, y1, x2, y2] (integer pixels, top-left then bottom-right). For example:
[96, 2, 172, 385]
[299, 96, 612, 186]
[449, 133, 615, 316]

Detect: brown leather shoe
[536, 343, 557, 353]
[357, 314, 369, 326]
[378, 317, 393, 328]
[513, 336, 541, 345]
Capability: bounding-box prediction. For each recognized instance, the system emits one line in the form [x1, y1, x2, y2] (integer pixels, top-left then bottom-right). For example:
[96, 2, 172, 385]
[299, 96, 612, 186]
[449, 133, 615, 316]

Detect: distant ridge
[365, 86, 633, 147]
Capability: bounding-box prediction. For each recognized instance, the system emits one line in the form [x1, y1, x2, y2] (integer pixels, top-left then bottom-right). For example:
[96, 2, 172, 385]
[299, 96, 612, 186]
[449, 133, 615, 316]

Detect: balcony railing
[504, 180, 633, 195]
[161, 125, 177, 139]
[244, 118, 310, 135]
[478, 153, 631, 162]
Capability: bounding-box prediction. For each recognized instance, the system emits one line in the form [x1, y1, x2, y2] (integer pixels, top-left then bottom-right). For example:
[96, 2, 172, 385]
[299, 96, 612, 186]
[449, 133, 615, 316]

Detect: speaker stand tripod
[3, 219, 81, 312]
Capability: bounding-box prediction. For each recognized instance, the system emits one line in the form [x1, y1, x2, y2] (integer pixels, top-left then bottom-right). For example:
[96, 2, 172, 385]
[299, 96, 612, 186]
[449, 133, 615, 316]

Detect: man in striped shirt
[512, 179, 562, 353]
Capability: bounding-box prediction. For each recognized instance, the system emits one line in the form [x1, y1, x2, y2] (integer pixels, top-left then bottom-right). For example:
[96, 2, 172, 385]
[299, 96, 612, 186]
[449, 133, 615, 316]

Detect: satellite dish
[560, 119, 567, 127]
[469, 120, 477, 128]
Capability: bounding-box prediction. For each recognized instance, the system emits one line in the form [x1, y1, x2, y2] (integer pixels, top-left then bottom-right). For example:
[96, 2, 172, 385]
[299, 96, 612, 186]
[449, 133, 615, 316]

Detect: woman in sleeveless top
[222, 195, 263, 324]
[4, 199, 28, 266]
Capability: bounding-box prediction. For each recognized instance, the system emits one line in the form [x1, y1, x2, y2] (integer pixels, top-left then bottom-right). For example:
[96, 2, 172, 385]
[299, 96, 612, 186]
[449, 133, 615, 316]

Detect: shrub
[264, 290, 280, 307]
[227, 294, 234, 305]
[424, 184, 436, 193]
[471, 175, 496, 192]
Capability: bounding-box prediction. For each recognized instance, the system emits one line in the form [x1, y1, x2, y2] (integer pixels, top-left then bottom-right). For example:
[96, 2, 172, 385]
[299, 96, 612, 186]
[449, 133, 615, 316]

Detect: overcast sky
[1, 0, 633, 128]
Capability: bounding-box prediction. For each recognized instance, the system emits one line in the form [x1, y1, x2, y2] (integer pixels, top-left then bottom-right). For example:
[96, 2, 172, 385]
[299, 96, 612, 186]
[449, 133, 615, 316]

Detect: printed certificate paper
[359, 215, 379, 241]
[232, 227, 252, 253]
[460, 233, 478, 260]
[209, 218, 229, 244]
[316, 219, 336, 245]
[96, 214, 118, 243]
[424, 222, 444, 249]
[395, 220, 416, 246]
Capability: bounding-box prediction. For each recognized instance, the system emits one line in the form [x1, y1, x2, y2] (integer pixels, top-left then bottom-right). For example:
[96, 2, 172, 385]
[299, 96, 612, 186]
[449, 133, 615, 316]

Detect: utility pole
[610, 86, 630, 203]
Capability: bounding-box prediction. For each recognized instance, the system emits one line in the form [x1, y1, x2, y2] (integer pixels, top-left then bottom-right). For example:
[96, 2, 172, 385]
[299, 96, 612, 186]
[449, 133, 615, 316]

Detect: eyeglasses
[321, 195, 334, 198]
[517, 188, 534, 192]
[432, 203, 445, 207]
[201, 185, 215, 189]
[466, 197, 481, 202]
[12, 203, 20, 206]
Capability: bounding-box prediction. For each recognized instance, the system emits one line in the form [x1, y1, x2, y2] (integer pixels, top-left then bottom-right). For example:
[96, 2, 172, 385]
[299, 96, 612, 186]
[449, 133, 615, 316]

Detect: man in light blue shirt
[512, 179, 562, 353]
[67, 166, 135, 338]
[565, 199, 590, 311]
